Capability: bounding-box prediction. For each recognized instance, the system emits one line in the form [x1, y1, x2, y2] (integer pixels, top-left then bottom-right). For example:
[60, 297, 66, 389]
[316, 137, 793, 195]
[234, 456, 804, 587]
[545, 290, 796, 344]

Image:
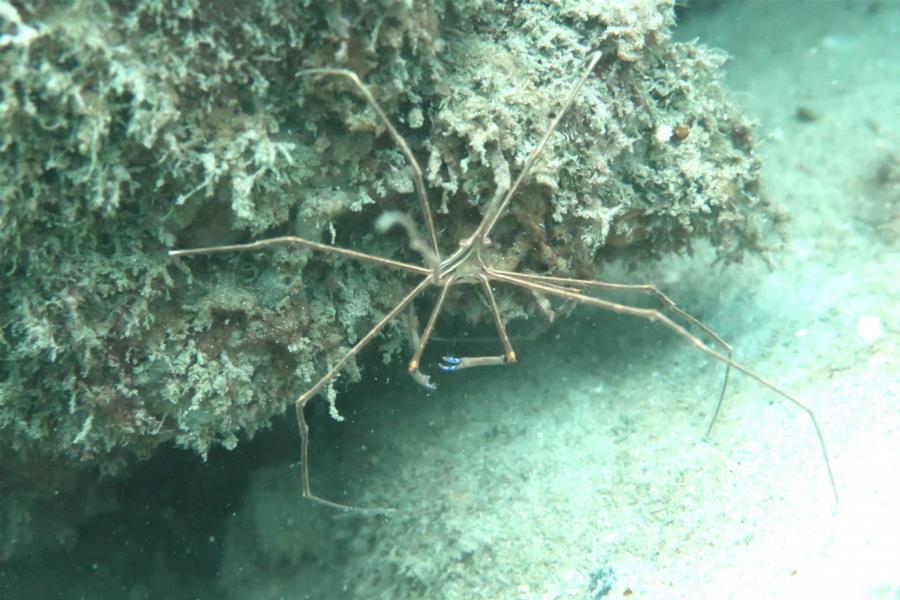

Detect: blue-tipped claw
[439, 356, 461, 372]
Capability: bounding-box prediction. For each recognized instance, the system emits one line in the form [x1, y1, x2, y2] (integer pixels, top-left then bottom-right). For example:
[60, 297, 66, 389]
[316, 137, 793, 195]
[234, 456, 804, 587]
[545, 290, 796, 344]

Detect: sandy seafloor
[3, 2, 899, 599]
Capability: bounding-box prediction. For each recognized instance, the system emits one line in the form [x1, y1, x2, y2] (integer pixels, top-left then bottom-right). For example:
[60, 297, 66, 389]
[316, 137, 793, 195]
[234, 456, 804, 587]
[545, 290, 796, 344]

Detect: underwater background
[2, 1, 898, 598]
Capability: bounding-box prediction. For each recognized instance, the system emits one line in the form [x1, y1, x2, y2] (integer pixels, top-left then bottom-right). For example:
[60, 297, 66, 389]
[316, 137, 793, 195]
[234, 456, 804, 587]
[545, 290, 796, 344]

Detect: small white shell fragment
[856, 315, 885, 343]
[654, 123, 673, 145]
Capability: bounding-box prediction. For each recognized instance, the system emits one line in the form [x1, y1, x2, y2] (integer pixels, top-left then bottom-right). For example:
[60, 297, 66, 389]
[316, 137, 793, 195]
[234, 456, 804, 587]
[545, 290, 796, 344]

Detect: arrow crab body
[169, 52, 838, 511]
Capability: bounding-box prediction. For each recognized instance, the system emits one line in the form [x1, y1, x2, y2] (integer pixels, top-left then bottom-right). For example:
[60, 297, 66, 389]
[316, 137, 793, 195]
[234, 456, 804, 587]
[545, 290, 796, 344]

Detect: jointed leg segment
[491, 268, 735, 436]
[486, 269, 838, 502]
